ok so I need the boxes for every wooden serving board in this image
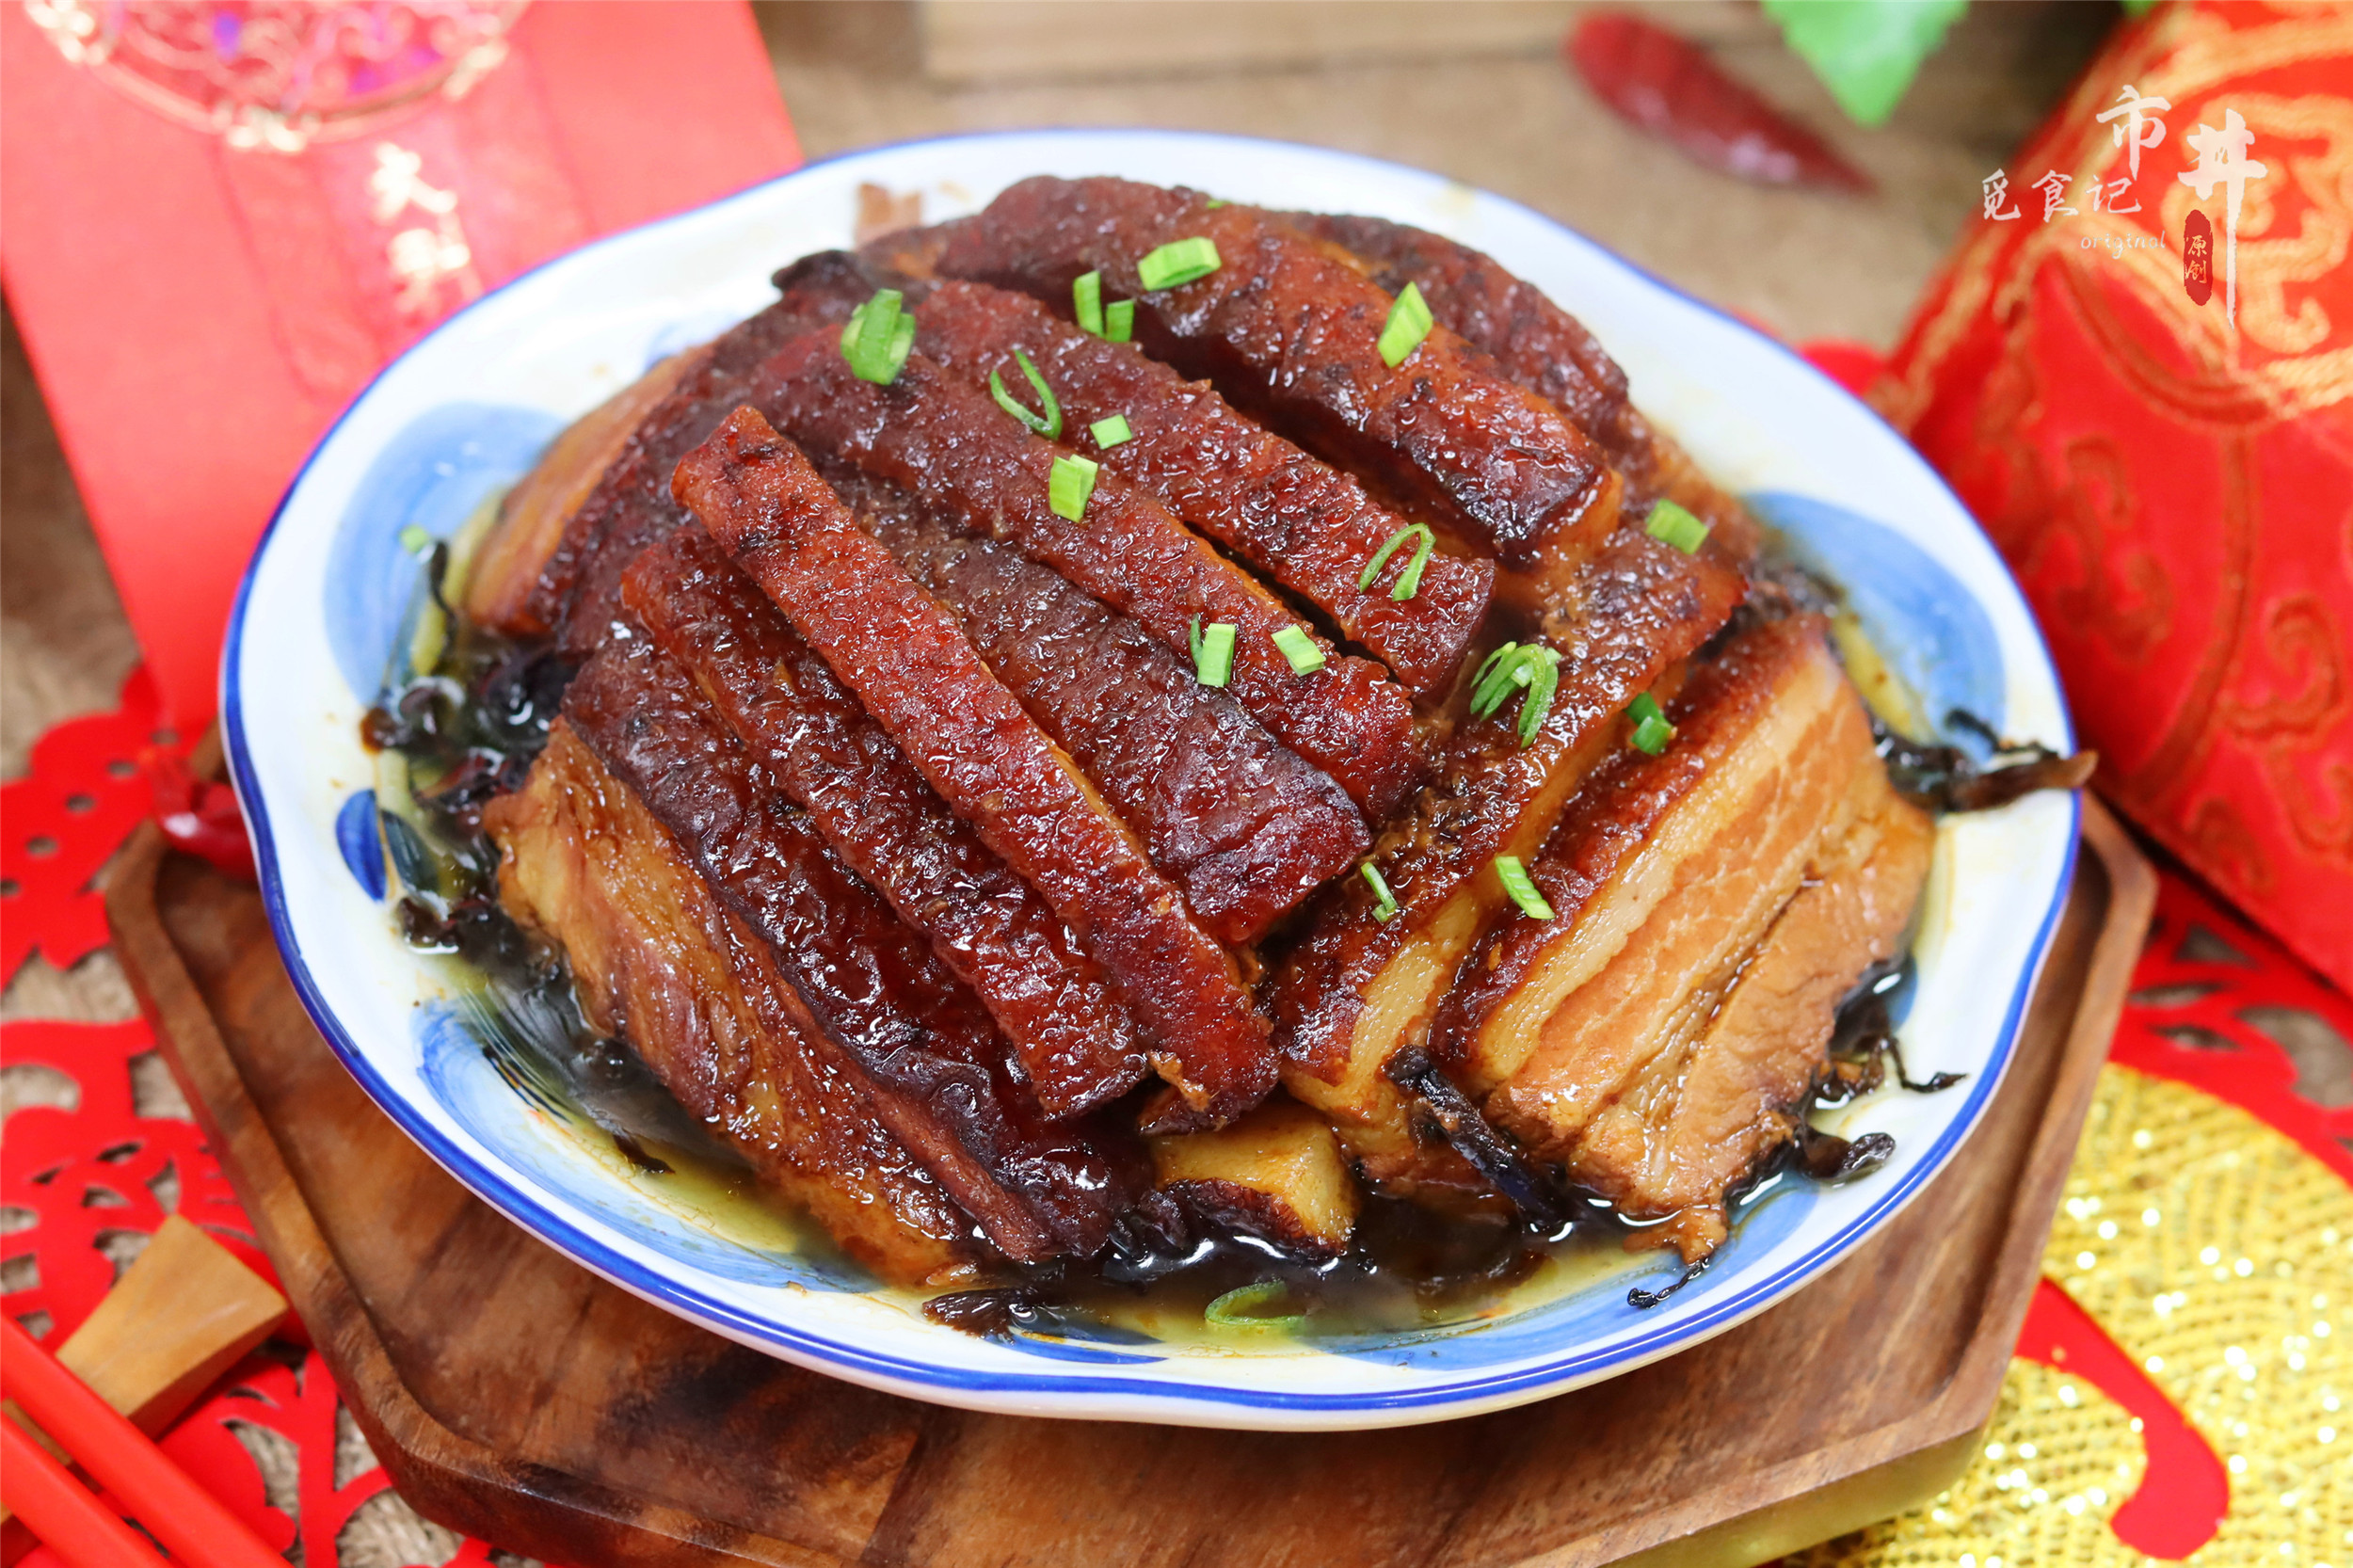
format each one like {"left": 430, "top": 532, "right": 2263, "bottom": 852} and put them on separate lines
{"left": 108, "top": 757, "right": 2152, "bottom": 1568}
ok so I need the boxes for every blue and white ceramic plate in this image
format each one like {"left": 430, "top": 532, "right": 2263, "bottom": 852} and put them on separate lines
{"left": 224, "top": 130, "right": 2077, "bottom": 1431}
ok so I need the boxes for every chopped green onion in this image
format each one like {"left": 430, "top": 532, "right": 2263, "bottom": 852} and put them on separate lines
{"left": 1495, "top": 856, "right": 1555, "bottom": 921}
{"left": 1356, "top": 523, "right": 1435, "bottom": 602}
{"left": 398, "top": 524, "right": 434, "bottom": 558}
{"left": 1643, "top": 499, "right": 1711, "bottom": 554}
{"left": 1048, "top": 454, "right": 1098, "bottom": 521}
{"left": 1360, "top": 860, "right": 1399, "bottom": 922}
{"left": 1204, "top": 1279, "right": 1307, "bottom": 1333}
{"left": 1090, "top": 413, "right": 1133, "bottom": 448}
{"left": 1190, "top": 616, "right": 1236, "bottom": 687}
{"left": 1272, "top": 625, "right": 1326, "bottom": 675}
{"left": 1073, "top": 269, "right": 1105, "bottom": 336}
{"left": 988, "top": 348, "right": 1062, "bottom": 439}
{"left": 1627, "top": 692, "right": 1676, "bottom": 755}
{"left": 1377, "top": 281, "right": 1434, "bottom": 368}
{"left": 1104, "top": 298, "right": 1136, "bottom": 343}
{"left": 1137, "top": 236, "right": 1222, "bottom": 290}
{"left": 1204, "top": 198, "right": 1230, "bottom": 209}
{"left": 840, "top": 288, "right": 916, "bottom": 384}
{"left": 1468, "top": 642, "right": 1563, "bottom": 745}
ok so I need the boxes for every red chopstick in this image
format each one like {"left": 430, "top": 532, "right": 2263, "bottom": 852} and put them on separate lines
{"left": 0, "top": 1416, "right": 171, "bottom": 1568}
{"left": 0, "top": 1318, "right": 282, "bottom": 1568}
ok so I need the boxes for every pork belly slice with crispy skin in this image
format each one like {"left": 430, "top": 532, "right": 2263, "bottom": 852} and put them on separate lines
{"left": 466, "top": 348, "right": 701, "bottom": 632}
{"left": 1263, "top": 531, "right": 1745, "bottom": 1193}
{"left": 1567, "top": 766, "right": 1933, "bottom": 1261}
{"left": 746, "top": 329, "right": 1424, "bottom": 820}
{"left": 1148, "top": 1097, "right": 1361, "bottom": 1256}
{"left": 842, "top": 476, "right": 1369, "bottom": 946}
{"left": 675, "top": 407, "right": 1278, "bottom": 1123}
{"left": 931, "top": 176, "right": 1623, "bottom": 602}
{"left": 511, "top": 292, "right": 849, "bottom": 656}
{"left": 622, "top": 526, "right": 1151, "bottom": 1117}
{"left": 485, "top": 722, "right": 978, "bottom": 1285}
{"left": 562, "top": 632, "right": 1144, "bottom": 1262}
{"left": 1468, "top": 616, "right": 1932, "bottom": 1258}
{"left": 1289, "top": 212, "right": 1758, "bottom": 557}
{"left": 772, "top": 253, "right": 1493, "bottom": 696}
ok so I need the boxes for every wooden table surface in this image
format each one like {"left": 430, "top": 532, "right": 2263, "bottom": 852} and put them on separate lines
{"left": 0, "top": 5, "right": 2109, "bottom": 1561}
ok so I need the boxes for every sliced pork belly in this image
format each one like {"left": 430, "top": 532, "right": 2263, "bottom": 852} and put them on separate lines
{"left": 775, "top": 253, "right": 1492, "bottom": 696}
{"left": 466, "top": 348, "right": 699, "bottom": 632}
{"left": 675, "top": 407, "right": 1278, "bottom": 1123}
{"left": 844, "top": 477, "right": 1369, "bottom": 946}
{"left": 1148, "top": 1097, "right": 1360, "bottom": 1256}
{"left": 485, "top": 722, "right": 977, "bottom": 1284}
{"left": 744, "top": 328, "right": 1425, "bottom": 820}
{"left": 562, "top": 632, "right": 1144, "bottom": 1261}
{"left": 1567, "top": 765, "right": 1932, "bottom": 1260}
{"left": 622, "top": 526, "right": 1151, "bottom": 1117}
{"left": 1264, "top": 530, "right": 1745, "bottom": 1190}
{"left": 1290, "top": 211, "right": 1757, "bottom": 556}
{"left": 1466, "top": 616, "right": 1932, "bottom": 1256}
{"left": 931, "top": 177, "right": 1623, "bottom": 603}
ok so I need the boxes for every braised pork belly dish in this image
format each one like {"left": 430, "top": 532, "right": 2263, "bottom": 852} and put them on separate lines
{"left": 375, "top": 177, "right": 2089, "bottom": 1329}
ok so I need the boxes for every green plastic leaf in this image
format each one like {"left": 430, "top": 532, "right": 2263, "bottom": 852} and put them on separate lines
{"left": 1761, "top": 0, "right": 1967, "bottom": 127}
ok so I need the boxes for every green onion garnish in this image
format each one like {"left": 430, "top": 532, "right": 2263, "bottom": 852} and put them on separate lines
{"left": 1048, "top": 454, "right": 1098, "bottom": 521}
{"left": 1204, "top": 1279, "right": 1307, "bottom": 1333}
{"left": 1204, "top": 198, "right": 1230, "bottom": 209}
{"left": 988, "top": 348, "right": 1062, "bottom": 439}
{"left": 1190, "top": 616, "right": 1236, "bottom": 687}
{"left": 1495, "top": 856, "right": 1555, "bottom": 920}
{"left": 1104, "top": 299, "right": 1136, "bottom": 343}
{"left": 839, "top": 288, "right": 916, "bottom": 385}
{"left": 1360, "top": 860, "right": 1399, "bottom": 922}
{"left": 1643, "top": 499, "right": 1710, "bottom": 554}
{"left": 1377, "top": 281, "right": 1434, "bottom": 368}
{"left": 1137, "top": 236, "right": 1222, "bottom": 290}
{"left": 398, "top": 524, "right": 434, "bottom": 558}
{"left": 1091, "top": 413, "right": 1133, "bottom": 448}
{"left": 1073, "top": 269, "right": 1105, "bottom": 336}
{"left": 1627, "top": 692, "right": 1676, "bottom": 755}
{"left": 1272, "top": 625, "right": 1326, "bottom": 675}
{"left": 1356, "top": 523, "right": 1435, "bottom": 602}
{"left": 1468, "top": 642, "right": 1563, "bottom": 745}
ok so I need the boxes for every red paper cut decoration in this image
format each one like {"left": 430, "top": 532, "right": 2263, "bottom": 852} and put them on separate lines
{"left": 0, "top": 667, "right": 187, "bottom": 984}
{"left": 2014, "top": 1276, "right": 2230, "bottom": 1559}
{"left": 2112, "top": 872, "right": 2353, "bottom": 1184}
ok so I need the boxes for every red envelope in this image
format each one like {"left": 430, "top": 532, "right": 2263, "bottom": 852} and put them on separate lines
{"left": 1, "top": 0, "right": 800, "bottom": 728}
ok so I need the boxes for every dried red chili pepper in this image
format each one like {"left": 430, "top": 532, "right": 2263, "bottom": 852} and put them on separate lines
{"left": 1566, "top": 13, "right": 1874, "bottom": 194}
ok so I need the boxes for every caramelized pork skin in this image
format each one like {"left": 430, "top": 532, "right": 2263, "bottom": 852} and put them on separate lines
{"left": 486, "top": 723, "right": 976, "bottom": 1284}
{"left": 515, "top": 295, "right": 845, "bottom": 656}
{"left": 774, "top": 253, "right": 1493, "bottom": 696}
{"left": 467, "top": 348, "right": 700, "bottom": 632}
{"left": 622, "top": 526, "right": 1150, "bottom": 1117}
{"left": 930, "top": 177, "right": 1623, "bottom": 597}
{"left": 563, "top": 632, "right": 1143, "bottom": 1261}
{"left": 1292, "top": 211, "right": 1756, "bottom": 554}
{"left": 847, "top": 479, "right": 1369, "bottom": 946}
{"left": 675, "top": 407, "right": 1278, "bottom": 1123}
{"left": 1475, "top": 616, "right": 1931, "bottom": 1257}
{"left": 1262, "top": 530, "right": 1745, "bottom": 1192}
{"left": 744, "top": 328, "right": 1424, "bottom": 820}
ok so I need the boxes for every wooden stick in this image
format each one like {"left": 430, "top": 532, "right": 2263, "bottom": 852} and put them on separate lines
{"left": 0, "top": 1319, "right": 283, "bottom": 1568}
{"left": 0, "top": 1417, "right": 171, "bottom": 1568}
